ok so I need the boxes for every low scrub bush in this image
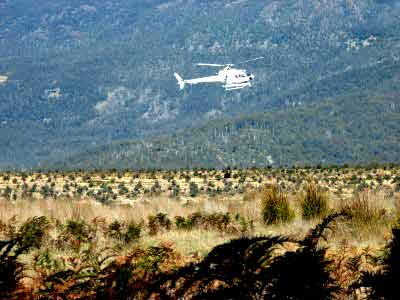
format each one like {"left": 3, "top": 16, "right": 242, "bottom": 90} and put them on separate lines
{"left": 174, "top": 212, "right": 232, "bottom": 231}
{"left": 235, "top": 213, "right": 255, "bottom": 236}
{"left": 205, "top": 212, "right": 231, "bottom": 230}
{"left": 299, "top": 182, "right": 329, "bottom": 219}
{"left": 261, "top": 185, "right": 294, "bottom": 225}
{"left": 108, "top": 220, "right": 142, "bottom": 244}
{"left": 107, "top": 220, "right": 123, "bottom": 239}
{"left": 148, "top": 213, "right": 171, "bottom": 235}
{"left": 340, "top": 191, "right": 387, "bottom": 228}
{"left": 174, "top": 216, "right": 188, "bottom": 230}
{"left": 61, "top": 219, "right": 95, "bottom": 250}
{"left": 124, "top": 221, "right": 142, "bottom": 243}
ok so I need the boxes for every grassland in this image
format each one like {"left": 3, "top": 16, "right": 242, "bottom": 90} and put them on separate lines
{"left": 1, "top": 166, "right": 400, "bottom": 299}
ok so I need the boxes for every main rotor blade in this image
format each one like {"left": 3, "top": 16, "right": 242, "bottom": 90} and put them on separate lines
{"left": 196, "top": 63, "right": 227, "bottom": 67}
{"left": 235, "top": 57, "right": 265, "bottom": 65}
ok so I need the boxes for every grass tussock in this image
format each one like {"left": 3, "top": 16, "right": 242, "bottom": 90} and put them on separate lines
{"left": 299, "top": 181, "right": 329, "bottom": 220}
{"left": 261, "top": 185, "right": 295, "bottom": 225}
{"left": 340, "top": 190, "right": 389, "bottom": 228}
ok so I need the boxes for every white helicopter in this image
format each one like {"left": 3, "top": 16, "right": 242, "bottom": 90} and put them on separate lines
{"left": 174, "top": 57, "right": 264, "bottom": 91}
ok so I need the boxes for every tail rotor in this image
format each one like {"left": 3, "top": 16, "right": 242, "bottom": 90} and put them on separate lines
{"left": 174, "top": 73, "right": 185, "bottom": 90}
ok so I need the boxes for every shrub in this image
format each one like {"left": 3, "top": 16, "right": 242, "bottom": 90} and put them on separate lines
{"left": 169, "top": 181, "right": 180, "bottom": 198}
{"left": 174, "top": 213, "right": 203, "bottom": 231}
{"left": 261, "top": 186, "right": 294, "bottom": 225}
{"left": 108, "top": 220, "right": 142, "bottom": 243}
{"left": 174, "top": 216, "right": 189, "bottom": 230}
{"left": 340, "top": 191, "right": 387, "bottom": 228}
{"left": 189, "top": 181, "right": 199, "bottom": 197}
{"left": 205, "top": 212, "right": 231, "bottom": 230}
{"left": 150, "top": 180, "right": 162, "bottom": 196}
{"left": 186, "top": 212, "right": 203, "bottom": 229}
{"left": 124, "top": 221, "right": 142, "bottom": 243}
{"left": 108, "top": 220, "right": 123, "bottom": 239}
{"left": 174, "top": 212, "right": 233, "bottom": 231}
{"left": 148, "top": 213, "right": 171, "bottom": 235}
{"left": 3, "top": 186, "right": 13, "bottom": 200}
{"left": 235, "top": 213, "right": 255, "bottom": 236}
{"left": 299, "top": 182, "right": 329, "bottom": 219}
{"left": 62, "top": 219, "right": 94, "bottom": 250}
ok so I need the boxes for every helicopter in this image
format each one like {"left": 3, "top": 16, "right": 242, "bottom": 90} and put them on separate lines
{"left": 174, "top": 57, "right": 264, "bottom": 91}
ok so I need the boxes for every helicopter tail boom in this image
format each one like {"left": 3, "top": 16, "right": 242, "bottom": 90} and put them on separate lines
{"left": 174, "top": 73, "right": 185, "bottom": 90}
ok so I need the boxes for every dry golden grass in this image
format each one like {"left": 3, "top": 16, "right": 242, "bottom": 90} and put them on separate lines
{"left": 328, "top": 190, "right": 395, "bottom": 248}
{"left": 1, "top": 192, "right": 395, "bottom": 255}
{"left": 1, "top": 167, "right": 400, "bottom": 300}
{"left": 0, "top": 166, "right": 399, "bottom": 256}
{"left": 141, "top": 229, "right": 237, "bottom": 257}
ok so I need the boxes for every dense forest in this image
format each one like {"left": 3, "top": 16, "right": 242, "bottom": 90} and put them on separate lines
{"left": 50, "top": 86, "right": 400, "bottom": 170}
{"left": 0, "top": 0, "right": 399, "bottom": 169}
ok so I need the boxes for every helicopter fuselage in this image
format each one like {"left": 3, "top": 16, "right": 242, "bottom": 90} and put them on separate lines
{"left": 174, "top": 66, "right": 255, "bottom": 91}
{"left": 221, "top": 67, "right": 254, "bottom": 90}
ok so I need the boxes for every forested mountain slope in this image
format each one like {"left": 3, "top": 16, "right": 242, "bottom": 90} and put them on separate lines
{"left": 50, "top": 83, "right": 400, "bottom": 169}
{"left": 0, "top": 0, "right": 399, "bottom": 168}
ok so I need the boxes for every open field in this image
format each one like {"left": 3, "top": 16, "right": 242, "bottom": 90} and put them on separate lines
{"left": 1, "top": 166, "right": 400, "bottom": 299}
{"left": 1, "top": 166, "right": 399, "bottom": 202}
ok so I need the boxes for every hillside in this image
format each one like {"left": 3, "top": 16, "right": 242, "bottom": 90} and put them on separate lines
{"left": 50, "top": 82, "right": 400, "bottom": 170}
{"left": 1, "top": 0, "right": 400, "bottom": 168}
